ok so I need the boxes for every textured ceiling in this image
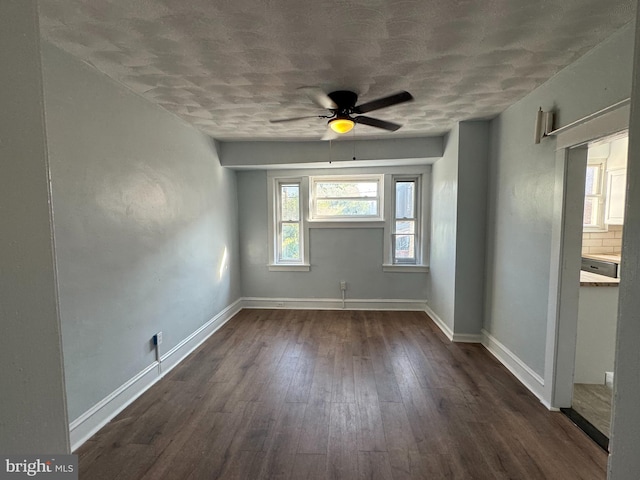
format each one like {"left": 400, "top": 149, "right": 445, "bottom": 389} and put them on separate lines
{"left": 39, "top": 0, "right": 634, "bottom": 141}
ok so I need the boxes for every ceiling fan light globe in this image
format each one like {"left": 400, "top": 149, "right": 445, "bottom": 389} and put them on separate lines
{"left": 329, "top": 118, "right": 355, "bottom": 134}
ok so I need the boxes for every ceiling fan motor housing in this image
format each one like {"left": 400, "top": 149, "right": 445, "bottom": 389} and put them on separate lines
{"left": 328, "top": 90, "right": 358, "bottom": 115}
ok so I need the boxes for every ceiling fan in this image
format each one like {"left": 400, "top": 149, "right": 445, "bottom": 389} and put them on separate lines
{"left": 270, "top": 87, "right": 414, "bottom": 140}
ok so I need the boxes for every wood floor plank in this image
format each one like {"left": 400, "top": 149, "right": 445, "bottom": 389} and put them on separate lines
{"left": 573, "top": 383, "right": 612, "bottom": 437}
{"left": 327, "top": 402, "right": 359, "bottom": 480}
{"left": 255, "top": 402, "right": 307, "bottom": 479}
{"left": 356, "top": 401, "right": 386, "bottom": 453}
{"left": 357, "top": 452, "right": 394, "bottom": 480}
{"left": 307, "top": 353, "right": 335, "bottom": 404}
{"left": 290, "top": 454, "right": 327, "bottom": 480}
{"left": 331, "top": 341, "right": 356, "bottom": 403}
{"left": 366, "top": 332, "right": 403, "bottom": 403}
{"left": 284, "top": 343, "right": 318, "bottom": 403}
{"left": 297, "top": 401, "right": 331, "bottom": 455}
{"left": 76, "top": 309, "right": 607, "bottom": 480}
{"left": 353, "top": 354, "right": 379, "bottom": 405}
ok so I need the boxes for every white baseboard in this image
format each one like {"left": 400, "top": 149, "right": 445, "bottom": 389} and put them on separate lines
{"left": 424, "top": 307, "right": 544, "bottom": 404}
{"left": 452, "top": 333, "right": 484, "bottom": 343}
{"left": 481, "top": 329, "right": 545, "bottom": 403}
{"left": 425, "top": 306, "right": 545, "bottom": 405}
{"left": 158, "top": 299, "right": 242, "bottom": 373}
{"left": 242, "top": 297, "right": 428, "bottom": 311}
{"left": 69, "top": 362, "right": 160, "bottom": 452}
{"left": 423, "top": 304, "right": 482, "bottom": 343}
{"left": 424, "top": 303, "right": 454, "bottom": 340}
{"left": 69, "top": 299, "right": 242, "bottom": 451}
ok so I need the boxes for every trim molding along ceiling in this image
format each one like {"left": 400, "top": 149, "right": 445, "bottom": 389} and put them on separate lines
{"left": 69, "top": 298, "right": 549, "bottom": 451}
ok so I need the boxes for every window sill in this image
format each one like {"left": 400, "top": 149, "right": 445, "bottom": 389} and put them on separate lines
{"left": 268, "top": 264, "right": 311, "bottom": 272}
{"left": 308, "top": 220, "right": 385, "bottom": 229}
{"left": 382, "top": 264, "right": 430, "bottom": 273}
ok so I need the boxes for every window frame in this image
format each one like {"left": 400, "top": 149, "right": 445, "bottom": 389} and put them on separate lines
{"left": 268, "top": 167, "right": 430, "bottom": 272}
{"left": 309, "top": 174, "right": 384, "bottom": 222}
{"left": 276, "top": 182, "right": 302, "bottom": 263}
{"left": 268, "top": 176, "right": 310, "bottom": 271}
{"left": 391, "top": 175, "right": 420, "bottom": 265}
{"left": 583, "top": 158, "right": 607, "bottom": 232}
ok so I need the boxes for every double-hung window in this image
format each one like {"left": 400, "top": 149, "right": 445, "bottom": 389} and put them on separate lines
{"left": 268, "top": 177, "right": 310, "bottom": 270}
{"left": 278, "top": 182, "right": 301, "bottom": 262}
{"left": 392, "top": 177, "right": 419, "bottom": 264}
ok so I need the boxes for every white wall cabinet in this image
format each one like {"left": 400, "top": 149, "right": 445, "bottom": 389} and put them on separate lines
{"left": 605, "top": 168, "right": 627, "bottom": 225}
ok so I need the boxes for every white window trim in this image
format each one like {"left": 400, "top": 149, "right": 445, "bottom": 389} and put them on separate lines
{"left": 382, "top": 264, "right": 430, "bottom": 273}
{"left": 583, "top": 158, "right": 607, "bottom": 232}
{"left": 382, "top": 173, "right": 429, "bottom": 270}
{"left": 392, "top": 175, "right": 420, "bottom": 264}
{"left": 267, "top": 176, "right": 310, "bottom": 271}
{"left": 268, "top": 166, "right": 430, "bottom": 272}
{"left": 309, "top": 174, "right": 384, "bottom": 222}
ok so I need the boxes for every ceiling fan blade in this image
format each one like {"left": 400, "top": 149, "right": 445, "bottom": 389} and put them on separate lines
{"left": 297, "top": 86, "right": 338, "bottom": 110}
{"left": 321, "top": 127, "right": 340, "bottom": 141}
{"left": 270, "top": 115, "right": 324, "bottom": 123}
{"left": 353, "top": 91, "right": 413, "bottom": 114}
{"left": 354, "top": 115, "right": 402, "bottom": 131}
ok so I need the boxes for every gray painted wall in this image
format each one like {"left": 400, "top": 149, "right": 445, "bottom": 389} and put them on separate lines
{"left": 427, "top": 126, "right": 459, "bottom": 330}
{"left": 427, "top": 121, "right": 490, "bottom": 335}
{"left": 454, "top": 122, "right": 490, "bottom": 335}
{"left": 485, "top": 23, "right": 635, "bottom": 376}
{"left": 238, "top": 170, "right": 428, "bottom": 300}
{"left": 41, "top": 43, "right": 241, "bottom": 422}
{"left": 609, "top": 6, "right": 640, "bottom": 477}
{"left": 0, "top": 0, "right": 69, "bottom": 453}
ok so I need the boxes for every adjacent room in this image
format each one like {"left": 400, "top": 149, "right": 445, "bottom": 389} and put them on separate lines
{"left": 3, "top": 0, "right": 640, "bottom": 478}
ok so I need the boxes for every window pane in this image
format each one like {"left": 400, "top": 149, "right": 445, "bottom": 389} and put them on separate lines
{"left": 395, "top": 181, "right": 415, "bottom": 218}
{"left": 316, "top": 199, "right": 378, "bottom": 216}
{"left": 281, "top": 185, "right": 300, "bottom": 221}
{"left": 583, "top": 197, "right": 600, "bottom": 226}
{"left": 316, "top": 181, "right": 378, "bottom": 198}
{"left": 394, "top": 234, "right": 415, "bottom": 260}
{"left": 281, "top": 222, "right": 300, "bottom": 261}
{"left": 395, "top": 220, "right": 415, "bottom": 234}
{"left": 585, "top": 166, "right": 600, "bottom": 195}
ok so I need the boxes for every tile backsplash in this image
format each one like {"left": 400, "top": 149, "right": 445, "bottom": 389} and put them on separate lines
{"left": 582, "top": 224, "right": 623, "bottom": 255}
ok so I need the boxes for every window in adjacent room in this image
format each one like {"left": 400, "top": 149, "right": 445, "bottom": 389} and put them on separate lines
{"left": 583, "top": 159, "right": 606, "bottom": 230}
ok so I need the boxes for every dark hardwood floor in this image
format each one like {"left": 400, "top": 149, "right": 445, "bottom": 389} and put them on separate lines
{"left": 76, "top": 309, "right": 607, "bottom": 479}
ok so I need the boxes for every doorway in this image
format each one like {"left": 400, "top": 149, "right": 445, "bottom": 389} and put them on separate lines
{"left": 544, "top": 101, "right": 630, "bottom": 436}
{"left": 562, "top": 134, "right": 628, "bottom": 449}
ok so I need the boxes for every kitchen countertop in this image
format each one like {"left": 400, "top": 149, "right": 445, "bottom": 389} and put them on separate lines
{"left": 581, "top": 253, "right": 621, "bottom": 286}
{"left": 580, "top": 270, "right": 620, "bottom": 287}
{"left": 582, "top": 253, "right": 622, "bottom": 263}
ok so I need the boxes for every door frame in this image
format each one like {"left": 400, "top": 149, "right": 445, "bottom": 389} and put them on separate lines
{"left": 544, "top": 101, "right": 630, "bottom": 409}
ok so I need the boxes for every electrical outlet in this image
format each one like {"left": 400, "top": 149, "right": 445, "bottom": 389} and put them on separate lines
{"left": 153, "top": 332, "right": 163, "bottom": 345}
{"left": 340, "top": 281, "right": 347, "bottom": 291}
